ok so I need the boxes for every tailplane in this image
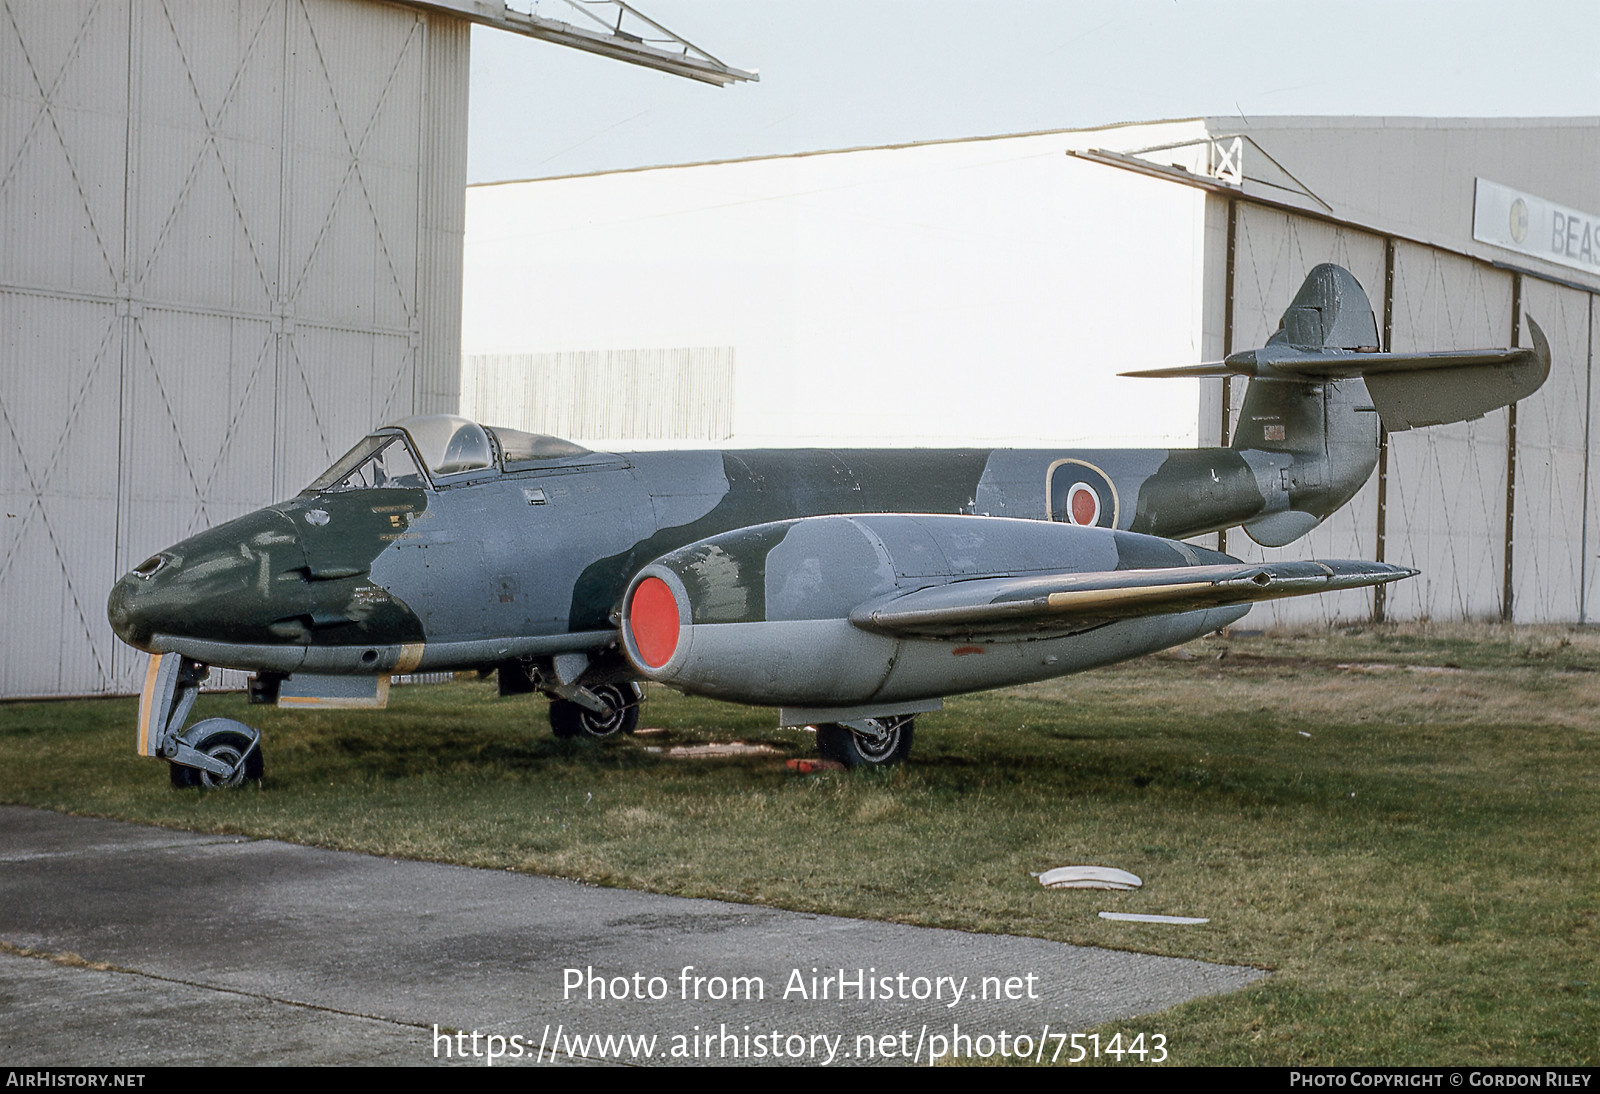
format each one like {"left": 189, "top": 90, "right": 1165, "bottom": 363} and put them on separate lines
{"left": 1126, "top": 262, "right": 1550, "bottom": 431}
{"left": 1123, "top": 263, "right": 1550, "bottom": 546}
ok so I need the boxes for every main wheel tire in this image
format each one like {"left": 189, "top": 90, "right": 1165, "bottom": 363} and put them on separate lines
{"left": 815, "top": 717, "right": 915, "bottom": 767}
{"left": 168, "top": 721, "right": 263, "bottom": 789}
{"left": 548, "top": 683, "right": 642, "bottom": 739}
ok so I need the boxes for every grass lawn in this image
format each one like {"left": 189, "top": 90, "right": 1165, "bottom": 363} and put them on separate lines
{"left": 2, "top": 624, "right": 1596, "bottom": 1065}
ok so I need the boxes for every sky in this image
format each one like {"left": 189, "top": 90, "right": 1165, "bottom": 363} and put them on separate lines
{"left": 467, "top": 0, "right": 1600, "bottom": 185}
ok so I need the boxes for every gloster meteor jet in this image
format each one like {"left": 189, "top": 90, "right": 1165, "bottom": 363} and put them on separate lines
{"left": 108, "top": 265, "right": 1549, "bottom": 785}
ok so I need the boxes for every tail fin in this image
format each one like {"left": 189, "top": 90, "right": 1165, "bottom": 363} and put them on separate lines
{"left": 1122, "top": 263, "right": 1550, "bottom": 547}
{"left": 1270, "top": 262, "right": 1381, "bottom": 352}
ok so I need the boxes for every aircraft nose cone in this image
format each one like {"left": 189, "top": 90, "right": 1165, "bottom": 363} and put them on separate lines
{"left": 107, "top": 562, "right": 164, "bottom": 651}
{"left": 106, "top": 508, "right": 309, "bottom": 653}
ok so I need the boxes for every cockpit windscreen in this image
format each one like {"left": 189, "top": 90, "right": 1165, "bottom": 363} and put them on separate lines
{"left": 305, "top": 416, "right": 592, "bottom": 493}
{"left": 306, "top": 435, "right": 426, "bottom": 493}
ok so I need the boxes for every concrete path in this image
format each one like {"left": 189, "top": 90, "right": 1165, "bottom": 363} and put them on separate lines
{"left": 0, "top": 805, "right": 1264, "bottom": 1066}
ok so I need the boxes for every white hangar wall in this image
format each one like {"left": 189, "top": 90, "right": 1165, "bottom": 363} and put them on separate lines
{"left": 466, "top": 117, "right": 1600, "bottom": 627}
{"left": 463, "top": 124, "right": 1217, "bottom": 450}
{"left": 0, "top": 0, "right": 469, "bottom": 697}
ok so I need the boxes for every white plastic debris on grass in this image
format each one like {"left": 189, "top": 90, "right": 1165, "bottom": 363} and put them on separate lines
{"left": 1099, "top": 912, "right": 1209, "bottom": 925}
{"left": 1337, "top": 663, "right": 1465, "bottom": 675}
{"left": 642, "top": 742, "right": 785, "bottom": 758}
{"left": 1034, "top": 866, "right": 1143, "bottom": 891}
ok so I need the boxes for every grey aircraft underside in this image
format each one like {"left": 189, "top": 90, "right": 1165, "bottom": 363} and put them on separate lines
{"left": 107, "top": 265, "right": 1550, "bottom": 782}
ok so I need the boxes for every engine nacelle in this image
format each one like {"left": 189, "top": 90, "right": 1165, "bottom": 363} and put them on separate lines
{"left": 619, "top": 514, "right": 1247, "bottom": 711}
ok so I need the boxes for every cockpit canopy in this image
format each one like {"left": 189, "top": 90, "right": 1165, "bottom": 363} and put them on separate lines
{"left": 306, "top": 415, "right": 592, "bottom": 493}
{"left": 402, "top": 415, "right": 494, "bottom": 476}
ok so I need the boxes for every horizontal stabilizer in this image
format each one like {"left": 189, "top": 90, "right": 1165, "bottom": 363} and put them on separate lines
{"left": 850, "top": 560, "right": 1416, "bottom": 639}
{"left": 1364, "top": 319, "right": 1549, "bottom": 429}
{"left": 1240, "top": 344, "right": 1540, "bottom": 378}
{"left": 1122, "top": 343, "right": 1533, "bottom": 379}
{"left": 1118, "top": 361, "right": 1239, "bottom": 379}
{"left": 1122, "top": 319, "right": 1550, "bottom": 431}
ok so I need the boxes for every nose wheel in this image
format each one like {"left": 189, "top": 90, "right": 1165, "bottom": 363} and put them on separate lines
{"left": 167, "top": 719, "right": 264, "bottom": 788}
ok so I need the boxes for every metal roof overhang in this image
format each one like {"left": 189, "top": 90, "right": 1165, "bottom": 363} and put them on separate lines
{"left": 1069, "top": 145, "right": 1600, "bottom": 295}
{"left": 399, "top": 0, "right": 757, "bottom": 86}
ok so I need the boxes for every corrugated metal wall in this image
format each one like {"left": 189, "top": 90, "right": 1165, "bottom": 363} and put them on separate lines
{"left": 1383, "top": 247, "right": 1514, "bottom": 622}
{"left": 0, "top": 0, "right": 468, "bottom": 697}
{"left": 1217, "top": 201, "right": 1598, "bottom": 626}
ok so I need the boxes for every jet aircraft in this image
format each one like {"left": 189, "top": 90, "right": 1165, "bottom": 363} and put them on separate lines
{"left": 108, "top": 265, "right": 1550, "bottom": 785}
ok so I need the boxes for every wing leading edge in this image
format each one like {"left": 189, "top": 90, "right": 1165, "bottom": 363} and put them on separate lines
{"left": 849, "top": 560, "right": 1417, "bottom": 639}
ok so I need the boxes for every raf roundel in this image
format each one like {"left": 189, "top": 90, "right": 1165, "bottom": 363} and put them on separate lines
{"left": 629, "top": 576, "right": 681, "bottom": 669}
{"left": 1047, "top": 458, "right": 1118, "bottom": 528}
{"left": 1067, "top": 482, "right": 1100, "bottom": 526}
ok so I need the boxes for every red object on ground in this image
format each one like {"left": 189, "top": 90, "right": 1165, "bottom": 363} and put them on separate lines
{"left": 786, "top": 758, "right": 846, "bottom": 773}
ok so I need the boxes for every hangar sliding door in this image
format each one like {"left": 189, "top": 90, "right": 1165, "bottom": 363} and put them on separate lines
{"left": 1381, "top": 247, "right": 1514, "bottom": 622}
{"left": 1513, "top": 279, "right": 1595, "bottom": 623}
{"left": 1586, "top": 299, "right": 1600, "bottom": 622}
{"left": 0, "top": 0, "right": 467, "bottom": 697}
{"left": 1206, "top": 206, "right": 1590, "bottom": 626}
{"left": 0, "top": 1, "right": 133, "bottom": 696}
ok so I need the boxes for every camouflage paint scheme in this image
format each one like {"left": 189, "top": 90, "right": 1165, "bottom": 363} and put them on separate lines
{"left": 106, "top": 265, "right": 1548, "bottom": 769}
{"left": 105, "top": 434, "right": 1369, "bottom": 674}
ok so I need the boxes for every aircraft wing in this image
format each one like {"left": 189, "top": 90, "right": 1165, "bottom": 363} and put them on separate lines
{"left": 848, "top": 560, "right": 1416, "bottom": 639}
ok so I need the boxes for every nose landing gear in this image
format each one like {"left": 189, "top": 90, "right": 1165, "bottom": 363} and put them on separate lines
{"left": 139, "top": 653, "right": 263, "bottom": 789}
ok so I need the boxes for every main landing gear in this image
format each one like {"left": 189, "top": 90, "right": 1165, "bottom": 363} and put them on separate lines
{"left": 499, "top": 656, "right": 643, "bottom": 740}
{"left": 815, "top": 716, "right": 916, "bottom": 768}
{"left": 500, "top": 656, "right": 919, "bottom": 765}
{"left": 139, "top": 654, "right": 263, "bottom": 789}
{"left": 549, "top": 682, "right": 643, "bottom": 739}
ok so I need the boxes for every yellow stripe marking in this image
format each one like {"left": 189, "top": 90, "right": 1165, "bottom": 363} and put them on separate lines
{"left": 394, "top": 643, "right": 426, "bottom": 674}
{"left": 1046, "top": 581, "right": 1213, "bottom": 611}
{"left": 137, "top": 655, "right": 163, "bottom": 756}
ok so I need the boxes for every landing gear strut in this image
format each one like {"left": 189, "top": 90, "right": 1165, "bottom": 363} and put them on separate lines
{"left": 501, "top": 653, "right": 644, "bottom": 741}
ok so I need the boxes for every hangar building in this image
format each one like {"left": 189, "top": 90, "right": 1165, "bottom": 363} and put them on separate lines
{"left": 463, "top": 117, "right": 1600, "bottom": 629}
{"left": 0, "top": 0, "right": 748, "bottom": 698}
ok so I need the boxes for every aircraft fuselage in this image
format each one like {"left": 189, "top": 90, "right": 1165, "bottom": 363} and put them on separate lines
{"left": 110, "top": 440, "right": 1282, "bottom": 678}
